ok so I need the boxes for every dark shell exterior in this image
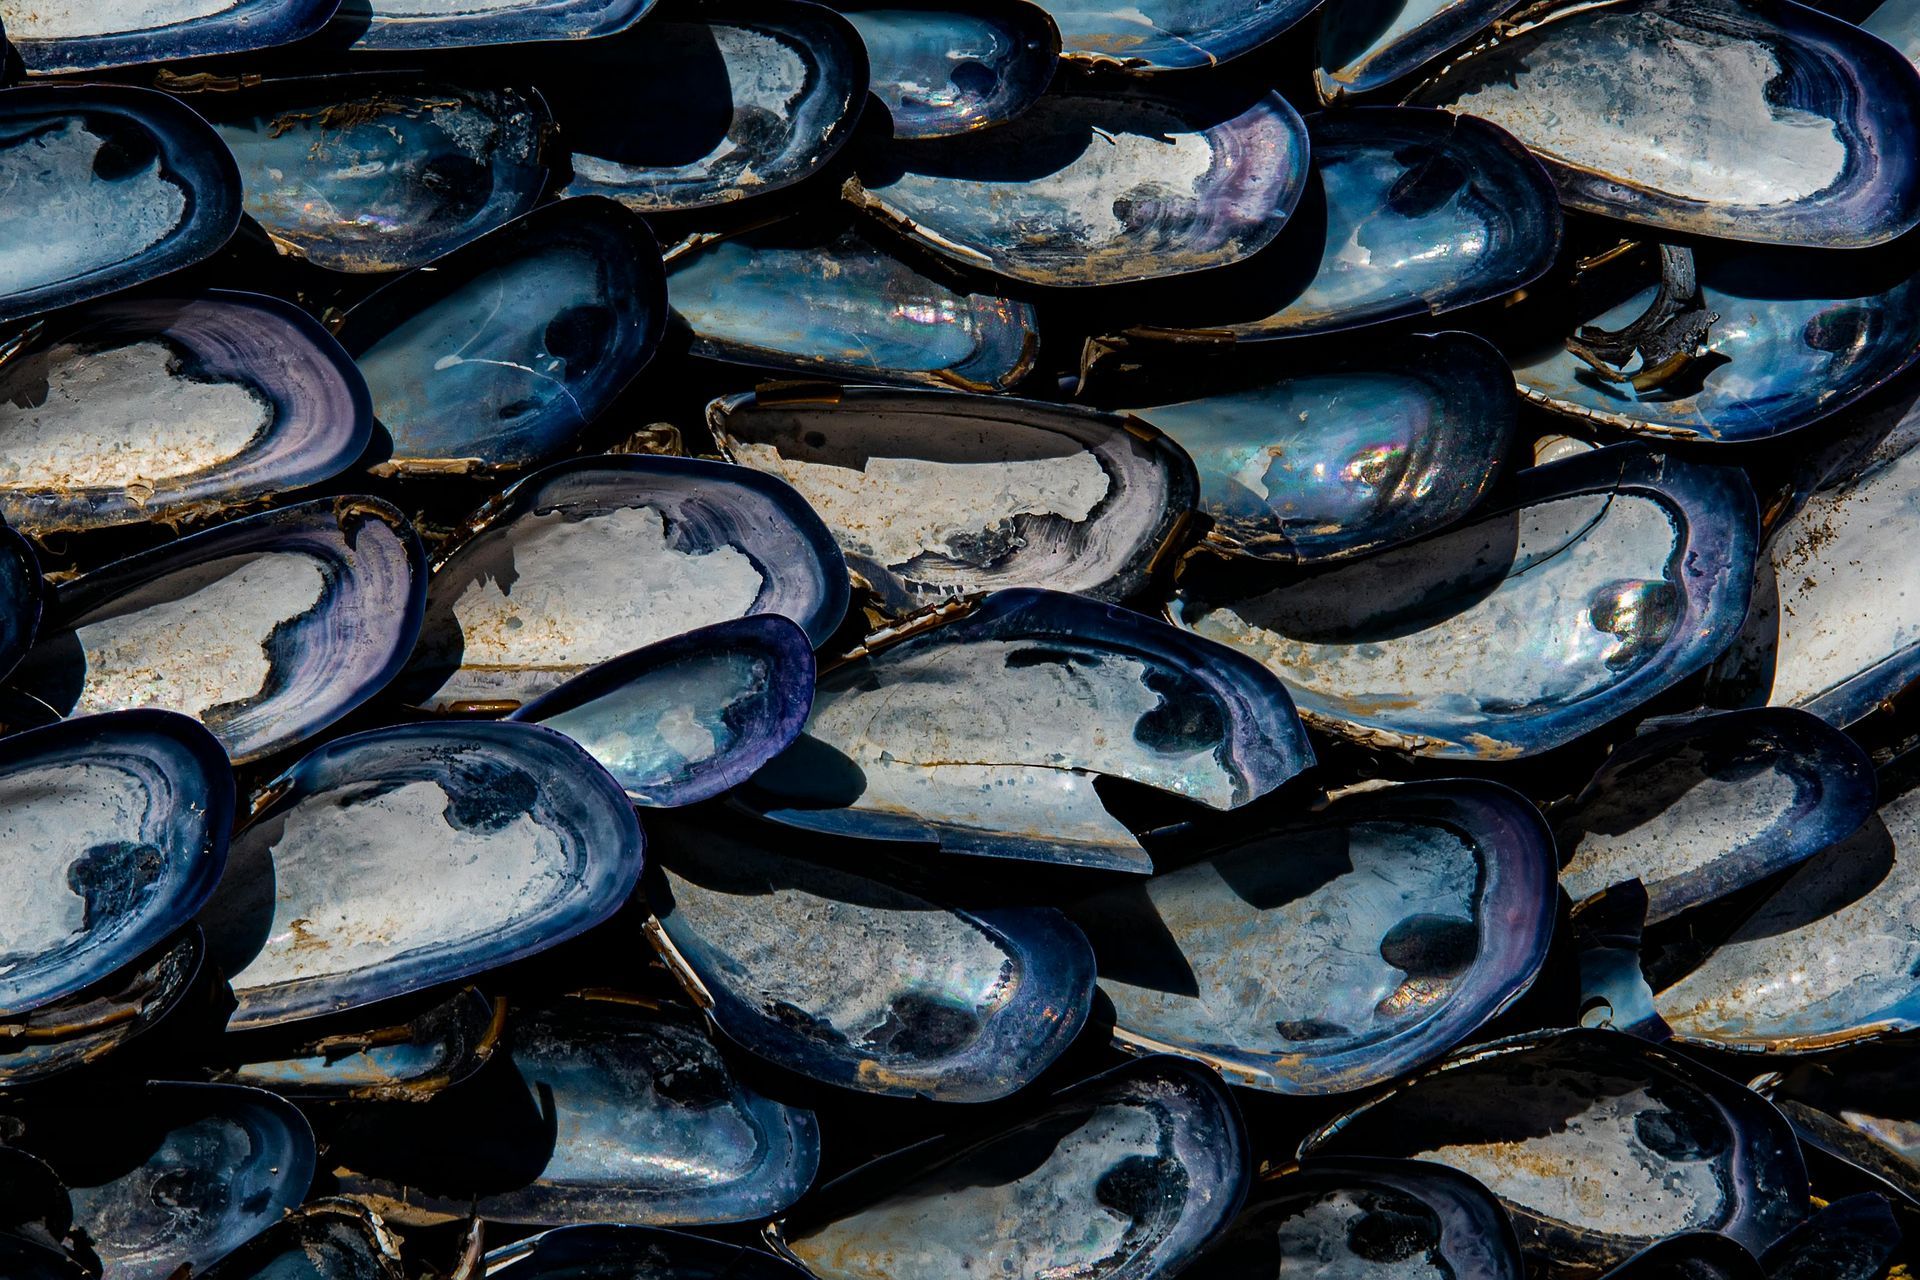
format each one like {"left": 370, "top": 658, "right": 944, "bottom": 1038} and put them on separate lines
{"left": 1600, "top": 1234, "right": 1766, "bottom": 1280}
{"left": 647, "top": 812, "right": 1095, "bottom": 1101}
{"left": 1759, "top": 1194, "right": 1900, "bottom": 1280}
{"left": 9, "top": 497, "right": 426, "bottom": 765}
{"left": 340, "top": 0, "right": 655, "bottom": 49}
{"left": 0, "top": 290, "right": 371, "bottom": 536}
{"left": 197, "top": 1200, "right": 404, "bottom": 1280}
{"left": 217, "top": 988, "right": 502, "bottom": 1099}
{"left": 1037, "top": 0, "right": 1319, "bottom": 70}
{"left": 406, "top": 455, "right": 848, "bottom": 712}
{"left": 0, "top": 928, "right": 202, "bottom": 1088}
{"left": 202, "top": 721, "right": 643, "bottom": 1030}
{"left": 487, "top": 1224, "right": 813, "bottom": 1280}
{"left": 1406, "top": 0, "right": 1920, "bottom": 248}
{"left": 0, "top": 1236, "right": 85, "bottom": 1280}
{"left": 1864, "top": 0, "right": 1920, "bottom": 67}
{"left": 841, "top": 0, "right": 1059, "bottom": 138}
{"left": 709, "top": 385, "right": 1200, "bottom": 613}
{"left": 0, "top": 523, "right": 41, "bottom": 680}
{"left": 1765, "top": 1054, "right": 1920, "bottom": 1207}
{"left": 510, "top": 615, "right": 816, "bottom": 808}
{"left": 337, "top": 197, "right": 665, "bottom": 477}
{"left": 0, "top": 0, "right": 335, "bottom": 73}
{"left": 747, "top": 588, "right": 1315, "bottom": 873}
{"left": 1172, "top": 447, "right": 1759, "bottom": 759}
{"left": 1316, "top": 0, "right": 1523, "bottom": 100}
{"left": 0, "top": 86, "right": 242, "bottom": 325}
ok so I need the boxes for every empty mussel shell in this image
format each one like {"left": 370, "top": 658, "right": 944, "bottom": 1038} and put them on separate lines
{"left": 772, "top": 1055, "right": 1246, "bottom": 1280}
{"left": 1600, "top": 1234, "right": 1766, "bottom": 1280}
{"left": 0, "top": 290, "right": 371, "bottom": 536}
{"left": 709, "top": 385, "right": 1200, "bottom": 613}
{"left": 1037, "top": 0, "right": 1318, "bottom": 71}
{"left": 1759, "top": 1194, "right": 1900, "bottom": 1280}
{"left": 1555, "top": 708, "right": 1876, "bottom": 924}
{"left": 1073, "top": 780, "right": 1554, "bottom": 1093}
{"left": 0, "top": 711, "right": 231, "bottom": 1019}
{"left": 1315, "top": 0, "right": 1522, "bottom": 101}
{"left": 1172, "top": 446, "right": 1758, "bottom": 759}
{"left": 0, "top": 86, "right": 242, "bottom": 325}
{"left": 840, "top": 0, "right": 1059, "bottom": 138}
{"left": 487, "top": 1224, "right": 811, "bottom": 1280}
{"left": 8, "top": 497, "right": 426, "bottom": 765}
{"left": 202, "top": 77, "right": 550, "bottom": 274}
{"left": 0, "top": 928, "right": 203, "bottom": 1088}
{"left": 405, "top": 455, "right": 847, "bottom": 712}
{"left": 1303, "top": 1029, "right": 1809, "bottom": 1275}
{"left": 0, "top": 0, "right": 335, "bottom": 74}
{"left": 339, "top": 0, "right": 654, "bottom": 49}
{"left": 1406, "top": 0, "right": 1920, "bottom": 248}
{"left": 338, "top": 198, "right": 665, "bottom": 477}
{"left": 196, "top": 1200, "right": 403, "bottom": 1280}
{"left": 215, "top": 987, "right": 503, "bottom": 1100}
{"left": 747, "top": 587, "right": 1314, "bottom": 873}
{"left": 849, "top": 86, "right": 1308, "bottom": 287}
{"left": 645, "top": 810, "right": 1095, "bottom": 1101}
{"left": 201, "top": 720, "right": 644, "bottom": 1030}
{"left": 510, "top": 615, "right": 815, "bottom": 808}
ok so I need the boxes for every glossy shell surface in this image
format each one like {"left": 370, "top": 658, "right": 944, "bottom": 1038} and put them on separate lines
{"left": 0, "top": 929, "right": 203, "bottom": 1088}
{"left": 1316, "top": 0, "right": 1523, "bottom": 100}
{"left": 219, "top": 988, "right": 501, "bottom": 1099}
{"left": 0, "top": 0, "right": 335, "bottom": 73}
{"left": 843, "top": 0, "right": 1058, "bottom": 137}
{"left": 1039, "top": 0, "right": 1319, "bottom": 70}
{"left": 342, "top": 0, "right": 655, "bottom": 49}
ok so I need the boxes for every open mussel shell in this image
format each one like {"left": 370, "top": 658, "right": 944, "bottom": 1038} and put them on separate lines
{"left": 201, "top": 721, "right": 643, "bottom": 1031}
{"left": 1173, "top": 447, "right": 1758, "bottom": 759}
{"left": 488, "top": 1224, "right": 812, "bottom": 1280}
{"left": 666, "top": 223, "right": 1039, "bottom": 390}
{"left": 772, "top": 1055, "right": 1246, "bottom": 1280}
{"left": 549, "top": 1, "right": 866, "bottom": 214}
{"left": 328, "top": 995, "right": 820, "bottom": 1226}
{"left": 510, "top": 615, "right": 815, "bottom": 808}
{"left": 1189, "top": 1157, "right": 1526, "bottom": 1280}
{"left": 840, "top": 0, "right": 1059, "bottom": 138}
{"left": 850, "top": 86, "right": 1308, "bottom": 288}
{"left": 0, "top": 928, "right": 202, "bottom": 1088}
{"left": 1406, "top": 0, "right": 1920, "bottom": 248}
{"left": 0, "top": 0, "right": 334, "bottom": 74}
{"left": 0, "top": 712, "right": 231, "bottom": 1020}
{"left": 1556, "top": 708, "right": 1875, "bottom": 924}
{"left": 709, "top": 385, "right": 1199, "bottom": 613}
{"left": 202, "top": 77, "right": 550, "bottom": 274}
{"left": 406, "top": 455, "right": 847, "bottom": 712}
{"left": 1303, "top": 1029, "right": 1810, "bottom": 1276}
{"left": 1074, "top": 780, "right": 1555, "bottom": 1094}
{"left": 1600, "top": 1234, "right": 1766, "bottom": 1280}
{"left": 214, "top": 987, "right": 503, "bottom": 1100}
{"left": 646, "top": 811, "right": 1095, "bottom": 1101}
{"left": 0, "top": 86, "right": 241, "bottom": 326}
{"left": 338, "top": 0, "right": 655, "bottom": 49}
{"left": 1315, "top": 0, "right": 1522, "bottom": 101}
{"left": 197, "top": 1200, "right": 403, "bottom": 1280}
{"left": 1133, "top": 331, "right": 1514, "bottom": 563}
{"left": 1036, "top": 0, "right": 1318, "bottom": 71}
{"left": 746, "top": 588, "right": 1314, "bottom": 873}
{"left": 1760, "top": 1194, "right": 1900, "bottom": 1280}
{"left": 8, "top": 497, "right": 425, "bottom": 765}
{"left": 338, "top": 198, "right": 665, "bottom": 478}
{"left": 0, "top": 291, "right": 371, "bottom": 537}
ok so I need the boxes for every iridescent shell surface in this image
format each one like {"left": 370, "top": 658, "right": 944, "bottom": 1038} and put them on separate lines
{"left": 1316, "top": 0, "right": 1523, "bottom": 100}
{"left": 1037, "top": 0, "right": 1319, "bottom": 70}
{"left": 841, "top": 0, "right": 1058, "bottom": 137}
{"left": 340, "top": 0, "right": 655, "bottom": 49}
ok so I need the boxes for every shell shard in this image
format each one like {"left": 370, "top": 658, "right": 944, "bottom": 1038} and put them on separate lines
{"left": 843, "top": 0, "right": 1058, "bottom": 138}
{"left": 339, "top": 0, "right": 655, "bottom": 49}
{"left": 0, "top": 0, "right": 336, "bottom": 73}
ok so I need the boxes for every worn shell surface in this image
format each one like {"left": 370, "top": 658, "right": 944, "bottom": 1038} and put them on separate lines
{"left": 0, "top": 0, "right": 335, "bottom": 73}
{"left": 201, "top": 721, "right": 644, "bottom": 1031}
{"left": 552, "top": 3, "right": 866, "bottom": 213}
{"left": 647, "top": 813, "right": 1094, "bottom": 1101}
{"left": 204, "top": 78, "right": 549, "bottom": 274}
{"left": 8, "top": 498, "right": 425, "bottom": 765}
{"left": 747, "top": 588, "right": 1315, "bottom": 873}
{"left": 0, "top": 928, "right": 202, "bottom": 1087}
{"left": 0, "top": 712, "right": 231, "bottom": 1020}
{"left": 329, "top": 998, "right": 820, "bottom": 1226}
{"left": 487, "top": 1225, "right": 812, "bottom": 1280}
{"left": 196, "top": 1201, "right": 403, "bottom": 1280}
{"left": 709, "top": 386, "right": 1200, "bottom": 613}
{"left": 1556, "top": 708, "right": 1876, "bottom": 923}
{"left": 851, "top": 88, "right": 1308, "bottom": 287}
{"left": 1405, "top": 0, "right": 1920, "bottom": 248}
{"left": 1303, "top": 1030, "right": 1810, "bottom": 1274}
{"left": 1134, "top": 332, "right": 1514, "bottom": 563}
{"left": 775, "top": 1056, "right": 1247, "bottom": 1280}
{"left": 1172, "top": 447, "right": 1758, "bottom": 759}
{"left": 510, "top": 615, "right": 815, "bottom": 808}
{"left": 337, "top": 198, "right": 665, "bottom": 477}
{"left": 1072, "top": 781, "right": 1555, "bottom": 1094}
{"left": 218, "top": 988, "right": 501, "bottom": 1098}
{"left": 667, "top": 224, "right": 1038, "bottom": 389}
{"left": 0, "top": 291, "right": 371, "bottom": 536}
{"left": 0, "top": 86, "right": 242, "bottom": 325}
{"left": 406, "top": 455, "right": 848, "bottom": 712}
{"left": 1316, "top": 0, "right": 1523, "bottom": 100}
{"left": 841, "top": 0, "right": 1058, "bottom": 138}
{"left": 340, "top": 0, "right": 655, "bottom": 49}
{"left": 1037, "top": 0, "right": 1318, "bottom": 70}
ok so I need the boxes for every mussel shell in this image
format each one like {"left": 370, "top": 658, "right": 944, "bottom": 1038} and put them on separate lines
{"left": 216, "top": 987, "right": 502, "bottom": 1099}
{"left": 1302, "top": 1030, "right": 1809, "bottom": 1273}
{"left": 1864, "top": 0, "right": 1920, "bottom": 67}
{"left": 406, "top": 455, "right": 848, "bottom": 712}
{"left": 647, "top": 811, "right": 1095, "bottom": 1101}
{"left": 486, "top": 1224, "right": 812, "bottom": 1280}
{"left": 0, "top": 525, "right": 44, "bottom": 691}
{"left": 1073, "top": 780, "right": 1555, "bottom": 1094}
{"left": 774, "top": 1055, "right": 1247, "bottom": 1280}
{"left": 1764, "top": 1054, "right": 1920, "bottom": 1207}
{"left": 204, "top": 77, "right": 550, "bottom": 274}
{"left": 1405, "top": 0, "right": 1920, "bottom": 248}
{"left": 0, "top": 1237, "right": 86, "bottom": 1280}
{"left": 1315, "top": 0, "right": 1523, "bottom": 100}
{"left": 0, "top": 0, "right": 335, "bottom": 74}
{"left": 337, "top": 197, "right": 665, "bottom": 476}
{"left": 196, "top": 1200, "right": 403, "bottom": 1280}
{"left": 850, "top": 87, "right": 1308, "bottom": 287}
{"left": 746, "top": 587, "right": 1314, "bottom": 873}
{"left": 1600, "top": 1234, "right": 1766, "bottom": 1280}
{"left": 666, "top": 223, "right": 1039, "bottom": 390}
{"left": 1037, "top": 0, "right": 1319, "bottom": 70}
{"left": 0, "top": 290, "right": 371, "bottom": 535}
{"left": 1556, "top": 708, "right": 1876, "bottom": 923}
{"left": 1759, "top": 1194, "right": 1900, "bottom": 1280}
{"left": 202, "top": 721, "right": 644, "bottom": 1030}
{"left": 841, "top": 0, "right": 1059, "bottom": 138}
{"left": 708, "top": 385, "right": 1200, "bottom": 613}
{"left": 8, "top": 497, "right": 426, "bottom": 765}
{"left": 0, "top": 86, "right": 242, "bottom": 325}
{"left": 510, "top": 615, "right": 815, "bottom": 808}
{"left": 340, "top": 0, "right": 654, "bottom": 49}
{"left": 551, "top": 1, "right": 867, "bottom": 213}
{"left": 0, "top": 928, "right": 203, "bottom": 1088}
{"left": 1171, "top": 447, "right": 1758, "bottom": 759}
